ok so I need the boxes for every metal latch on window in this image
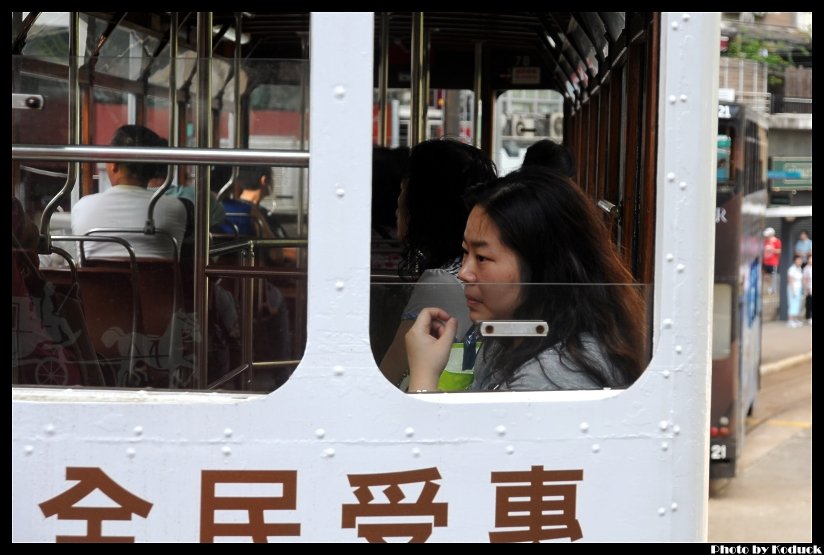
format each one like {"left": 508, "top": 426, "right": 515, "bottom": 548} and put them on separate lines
{"left": 480, "top": 321, "right": 549, "bottom": 337}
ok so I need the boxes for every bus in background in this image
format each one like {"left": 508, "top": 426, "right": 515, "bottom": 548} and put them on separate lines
{"left": 710, "top": 100, "right": 768, "bottom": 478}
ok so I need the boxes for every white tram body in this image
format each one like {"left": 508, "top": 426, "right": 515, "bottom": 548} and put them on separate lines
{"left": 12, "top": 13, "right": 719, "bottom": 542}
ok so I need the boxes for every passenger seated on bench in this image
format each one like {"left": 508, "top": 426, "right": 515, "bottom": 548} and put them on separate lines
{"left": 147, "top": 143, "right": 226, "bottom": 237}
{"left": 71, "top": 124, "right": 187, "bottom": 260}
{"left": 218, "top": 165, "right": 295, "bottom": 265}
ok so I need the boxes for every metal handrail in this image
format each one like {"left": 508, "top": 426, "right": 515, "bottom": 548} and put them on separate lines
{"left": 209, "top": 237, "right": 307, "bottom": 257}
{"left": 12, "top": 145, "right": 309, "bottom": 167}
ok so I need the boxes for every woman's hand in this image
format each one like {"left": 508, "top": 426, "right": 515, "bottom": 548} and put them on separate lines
{"left": 405, "top": 308, "right": 457, "bottom": 392}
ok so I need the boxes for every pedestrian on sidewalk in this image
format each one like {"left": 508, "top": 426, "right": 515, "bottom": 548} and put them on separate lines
{"left": 763, "top": 227, "right": 781, "bottom": 294}
{"left": 787, "top": 255, "right": 804, "bottom": 327}
{"left": 794, "top": 229, "right": 812, "bottom": 268}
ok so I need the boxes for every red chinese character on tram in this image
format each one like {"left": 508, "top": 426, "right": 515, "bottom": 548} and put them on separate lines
{"left": 200, "top": 470, "right": 300, "bottom": 542}
{"left": 489, "top": 466, "right": 583, "bottom": 543}
{"left": 342, "top": 467, "right": 448, "bottom": 543}
{"left": 39, "top": 467, "right": 153, "bottom": 543}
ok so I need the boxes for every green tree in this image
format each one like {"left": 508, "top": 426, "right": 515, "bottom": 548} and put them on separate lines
{"left": 725, "top": 34, "right": 792, "bottom": 86}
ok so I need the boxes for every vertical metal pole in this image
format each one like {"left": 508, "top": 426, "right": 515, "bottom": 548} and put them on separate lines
{"left": 194, "top": 12, "right": 213, "bottom": 389}
{"left": 12, "top": 13, "right": 22, "bottom": 201}
{"left": 409, "top": 12, "right": 424, "bottom": 146}
{"left": 240, "top": 247, "right": 254, "bottom": 387}
{"left": 40, "top": 13, "right": 81, "bottom": 253}
{"left": 68, "top": 13, "right": 81, "bottom": 219}
{"left": 233, "top": 13, "right": 254, "bottom": 388}
{"left": 298, "top": 33, "right": 309, "bottom": 238}
{"left": 472, "top": 41, "right": 483, "bottom": 148}
{"left": 161, "top": 13, "right": 182, "bottom": 387}
{"left": 423, "top": 29, "right": 431, "bottom": 139}
{"left": 377, "top": 12, "right": 390, "bottom": 147}
{"left": 232, "top": 13, "right": 242, "bottom": 154}
{"left": 169, "top": 13, "right": 179, "bottom": 149}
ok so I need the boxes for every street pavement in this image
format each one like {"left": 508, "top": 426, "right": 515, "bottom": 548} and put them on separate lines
{"left": 707, "top": 319, "right": 813, "bottom": 543}
{"left": 759, "top": 319, "right": 813, "bottom": 372}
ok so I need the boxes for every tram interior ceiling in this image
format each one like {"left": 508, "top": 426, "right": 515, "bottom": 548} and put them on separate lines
{"left": 14, "top": 12, "right": 642, "bottom": 101}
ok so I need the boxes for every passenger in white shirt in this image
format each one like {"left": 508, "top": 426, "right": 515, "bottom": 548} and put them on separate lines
{"left": 71, "top": 125, "right": 187, "bottom": 260}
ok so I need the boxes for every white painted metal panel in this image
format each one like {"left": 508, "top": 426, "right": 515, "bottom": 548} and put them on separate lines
{"left": 12, "top": 12, "right": 719, "bottom": 542}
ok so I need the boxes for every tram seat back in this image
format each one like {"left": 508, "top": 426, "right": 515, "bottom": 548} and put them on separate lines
{"left": 74, "top": 264, "right": 142, "bottom": 386}
{"left": 84, "top": 257, "right": 193, "bottom": 387}
{"left": 12, "top": 249, "right": 105, "bottom": 387}
{"left": 36, "top": 266, "right": 106, "bottom": 387}
{"left": 85, "top": 258, "right": 183, "bottom": 335}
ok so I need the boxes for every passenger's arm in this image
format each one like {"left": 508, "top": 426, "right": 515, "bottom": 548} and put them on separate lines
{"left": 405, "top": 308, "right": 457, "bottom": 392}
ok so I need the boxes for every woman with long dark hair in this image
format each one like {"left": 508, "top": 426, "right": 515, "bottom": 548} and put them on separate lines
{"left": 378, "top": 139, "right": 496, "bottom": 387}
{"left": 397, "top": 139, "right": 497, "bottom": 278}
{"left": 406, "top": 166, "right": 646, "bottom": 391}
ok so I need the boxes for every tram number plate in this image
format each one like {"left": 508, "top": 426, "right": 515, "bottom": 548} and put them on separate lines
{"left": 718, "top": 104, "right": 732, "bottom": 119}
{"left": 710, "top": 444, "right": 727, "bottom": 460}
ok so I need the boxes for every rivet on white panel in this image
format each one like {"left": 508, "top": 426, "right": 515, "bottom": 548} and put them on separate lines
{"left": 679, "top": 181, "right": 688, "bottom": 190}
{"left": 222, "top": 446, "right": 231, "bottom": 456}
{"left": 405, "top": 427, "right": 415, "bottom": 438}
{"left": 333, "top": 85, "right": 346, "bottom": 99}
{"left": 662, "top": 370, "right": 671, "bottom": 379}
{"left": 591, "top": 444, "right": 600, "bottom": 453}
{"left": 224, "top": 428, "right": 233, "bottom": 438}
{"left": 682, "top": 13, "right": 691, "bottom": 21}
{"left": 323, "top": 448, "right": 336, "bottom": 458}
{"left": 506, "top": 445, "right": 515, "bottom": 455}
{"left": 659, "top": 421, "right": 669, "bottom": 431}
{"left": 671, "top": 502, "right": 679, "bottom": 511}
{"left": 659, "top": 507, "right": 667, "bottom": 516}
{"left": 673, "top": 425, "right": 681, "bottom": 435}
{"left": 44, "top": 423, "right": 55, "bottom": 435}
{"left": 335, "top": 281, "right": 345, "bottom": 291}
{"left": 133, "top": 426, "right": 144, "bottom": 436}
{"left": 675, "top": 345, "right": 683, "bottom": 354}
{"left": 661, "top": 442, "right": 669, "bottom": 451}
{"left": 667, "top": 172, "right": 676, "bottom": 181}
{"left": 315, "top": 429, "right": 326, "bottom": 439}
{"left": 127, "top": 447, "right": 136, "bottom": 458}
{"left": 335, "top": 187, "right": 345, "bottom": 198}
{"left": 680, "top": 94, "right": 688, "bottom": 102}
{"left": 495, "top": 425, "right": 507, "bottom": 436}
{"left": 671, "top": 21, "right": 680, "bottom": 30}
{"left": 24, "top": 445, "right": 34, "bottom": 455}
{"left": 412, "top": 447, "right": 421, "bottom": 458}
{"left": 668, "top": 95, "right": 677, "bottom": 104}
{"left": 580, "top": 422, "right": 589, "bottom": 433}
{"left": 663, "top": 319, "right": 673, "bottom": 329}
{"left": 666, "top": 253, "right": 674, "bottom": 262}
{"left": 333, "top": 365, "right": 344, "bottom": 376}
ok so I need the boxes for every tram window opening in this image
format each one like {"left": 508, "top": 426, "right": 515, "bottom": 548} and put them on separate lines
{"left": 712, "top": 284, "right": 733, "bottom": 359}
{"left": 375, "top": 88, "right": 476, "bottom": 147}
{"left": 13, "top": 46, "right": 312, "bottom": 393}
{"left": 494, "top": 89, "right": 565, "bottom": 174}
